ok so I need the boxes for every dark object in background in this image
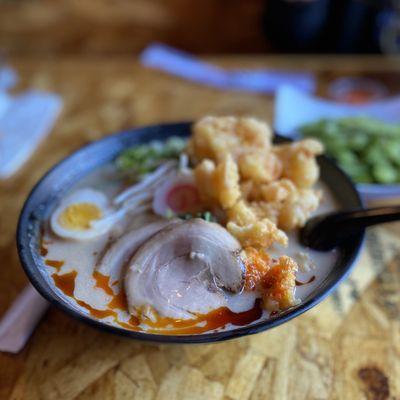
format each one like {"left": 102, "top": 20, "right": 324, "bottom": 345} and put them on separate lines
{"left": 264, "top": 0, "right": 395, "bottom": 53}
{"left": 263, "top": 0, "right": 330, "bottom": 52}
{"left": 379, "top": 1, "right": 400, "bottom": 54}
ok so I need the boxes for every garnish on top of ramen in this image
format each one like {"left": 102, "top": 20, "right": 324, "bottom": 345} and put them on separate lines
{"left": 41, "top": 116, "right": 334, "bottom": 335}
{"left": 300, "top": 116, "right": 400, "bottom": 184}
{"left": 116, "top": 136, "right": 186, "bottom": 176}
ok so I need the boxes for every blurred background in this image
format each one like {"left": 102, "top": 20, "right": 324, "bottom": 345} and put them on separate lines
{"left": 0, "top": 0, "right": 399, "bottom": 56}
{"left": 1, "top": 2, "right": 400, "bottom": 399}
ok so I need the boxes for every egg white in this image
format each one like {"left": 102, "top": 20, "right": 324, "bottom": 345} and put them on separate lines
{"left": 50, "top": 188, "right": 112, "bottom": 240}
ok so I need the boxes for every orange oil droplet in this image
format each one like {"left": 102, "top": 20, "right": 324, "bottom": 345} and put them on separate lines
{"left": 138, "top": 299, "right": 263, "bottom": 335}
{"left": 40, "top": 244, "right": 48, "bottom": 257}
{"left": 93, "top": 271, "right": 114, "bottom": 296}
{"left": 118, "top": 316, "right": 140, "bottom": 330}
{"left": 76, "top": 299, "right": 118, "bottom": 319}
{"left": 53, "top": 269, "right": 262, "bottom": 335}
{"left": 52, "top": 270, "right": 77, "bottom": 297}
{"left": 92, "top": 271, "right": 127, "bottom": 310}
{"left": 108, "top": 291, "right": 128, "bottom": 311}
{"left": 45, "top": 259, "right": 64, "bottom": 271}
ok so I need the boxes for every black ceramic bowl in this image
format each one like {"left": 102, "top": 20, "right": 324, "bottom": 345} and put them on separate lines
{"left": 17, "top": 122, "right": 364, "bottom": 344}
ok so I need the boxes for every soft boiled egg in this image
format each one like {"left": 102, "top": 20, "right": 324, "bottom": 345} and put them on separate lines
{"left": 50, "top": 188, "right": 114, "bottom": 240}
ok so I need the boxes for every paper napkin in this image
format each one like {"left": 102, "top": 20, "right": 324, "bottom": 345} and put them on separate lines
{"left": 140, "top": 43, "right": 316, "bottom": 94}
{"left": 0, "top": 67, "right": 62, "bottom": 179}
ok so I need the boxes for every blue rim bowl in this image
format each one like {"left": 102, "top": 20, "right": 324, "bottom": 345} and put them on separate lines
{"left": 16, "top": 122, "right": 364, "bottom": 344}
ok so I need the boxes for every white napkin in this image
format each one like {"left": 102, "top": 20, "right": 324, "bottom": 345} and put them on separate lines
{"left": 0, "top": 66, "right": 18, "bottom": 92}
{"left": 0, "top": 67, "right": 62, "bottom": 179}
{"left": 0, "top": 285, "right": 49, "bottom": 353}
{"left": 140, "top": 43, "right": 316, "bottom": 94}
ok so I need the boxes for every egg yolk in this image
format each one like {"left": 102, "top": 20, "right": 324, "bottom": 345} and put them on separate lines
{"left": 58, "top": 203, "right": 102, "bottom": 231}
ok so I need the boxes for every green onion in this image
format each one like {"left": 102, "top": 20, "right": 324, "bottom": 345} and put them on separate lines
{"left": 178, "top": 211, "right": 216, "bottom": 222}
{"left": 116, "top": 137, "right": 187, "bottom": 176}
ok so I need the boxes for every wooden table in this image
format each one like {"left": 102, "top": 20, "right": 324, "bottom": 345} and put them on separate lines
{"left": 1, "top": 56, "right": 399, "bottom": 400}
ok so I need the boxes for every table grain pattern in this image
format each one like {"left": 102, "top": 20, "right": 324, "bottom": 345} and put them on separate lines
{"left": 0, "top": 56, "right": 399, "bottom": 400}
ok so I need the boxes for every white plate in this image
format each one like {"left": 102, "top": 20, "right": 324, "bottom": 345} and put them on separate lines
{"left": 274, "top": 85, "right": 400, "bottom": 201}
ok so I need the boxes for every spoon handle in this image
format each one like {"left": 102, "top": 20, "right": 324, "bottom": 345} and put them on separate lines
{"left": 325, "top": 205, "right": 400, "bottom": 231}
{"left": 301, "top": 205, "right": 400, "bottom": 250}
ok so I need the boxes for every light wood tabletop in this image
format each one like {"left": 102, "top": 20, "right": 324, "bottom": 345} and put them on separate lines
{"left": 1, "top": 55, "right": 399, "bottom": 400}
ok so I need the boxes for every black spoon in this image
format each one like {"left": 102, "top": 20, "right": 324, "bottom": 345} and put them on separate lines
{"left": 300, "top": 205, "right": 400, "bottom": 251}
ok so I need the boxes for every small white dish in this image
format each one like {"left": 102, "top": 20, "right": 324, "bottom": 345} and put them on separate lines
{"left": 274, "top": 85, "right": 400, "bottom": 201}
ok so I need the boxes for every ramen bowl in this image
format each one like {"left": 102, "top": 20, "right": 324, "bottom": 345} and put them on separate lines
{"left": 17, "top": 122, "right": 364, "bottom": 343}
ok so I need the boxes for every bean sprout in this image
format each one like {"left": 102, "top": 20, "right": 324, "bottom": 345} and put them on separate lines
{"left": 126, "top": 203, "right": 151, "bottom": 216}
{"left": 90, "top": 161, "right": 178, "bottom": 234}
{"left": 123, "top": 191, "right": 152, "bottom": 209}
{"left": 114, "top": 161, "right": 177, "bottom": 205}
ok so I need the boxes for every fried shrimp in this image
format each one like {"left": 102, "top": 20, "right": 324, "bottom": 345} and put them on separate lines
{"left": 242, "top": 247, "right": 271, "bottom": 291}
{"left": 262, "top": 256, "right": 299, "bottom": 311}
{"left": 194, "top": 155, "right": 240, "bottom": 209}
{"left": 242, "top": 249, "right": 299, "bottom": 311}
{"left": 188, "top": 116, "right": 272, "bottom": 163}
{"left": 226, "top": 200, "right": 257, "bottom": 226}
{"left": 227, "top": 218, "right": 288, "bottom": 248}
{"left": 278, "top": 189, "right": 322, "bottom": 230}
{"left": 189, "top": 116, "right": 323, "bottom": 248}
{"left": 275, "top": 139, "right": 324, "bottom": 189}
{"left": 214, "top": 154, "right": 241, "bottom": 209}
{"left": 194, "top": 159, "right": 217, "bottom": 205}
{"left": 238, "top": 151, "right": 282, "bottom": 184}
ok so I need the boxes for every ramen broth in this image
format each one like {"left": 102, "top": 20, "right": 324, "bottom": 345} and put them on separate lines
{"left": 41, "top": 165, "right": 338, "bottom": 334}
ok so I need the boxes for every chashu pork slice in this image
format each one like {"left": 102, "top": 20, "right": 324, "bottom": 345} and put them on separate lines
{"left": 96, "top": 220, "right": 179, "bottom": 290}
{"left": 124, "top": 218, "right": 245, "bottom": 320}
